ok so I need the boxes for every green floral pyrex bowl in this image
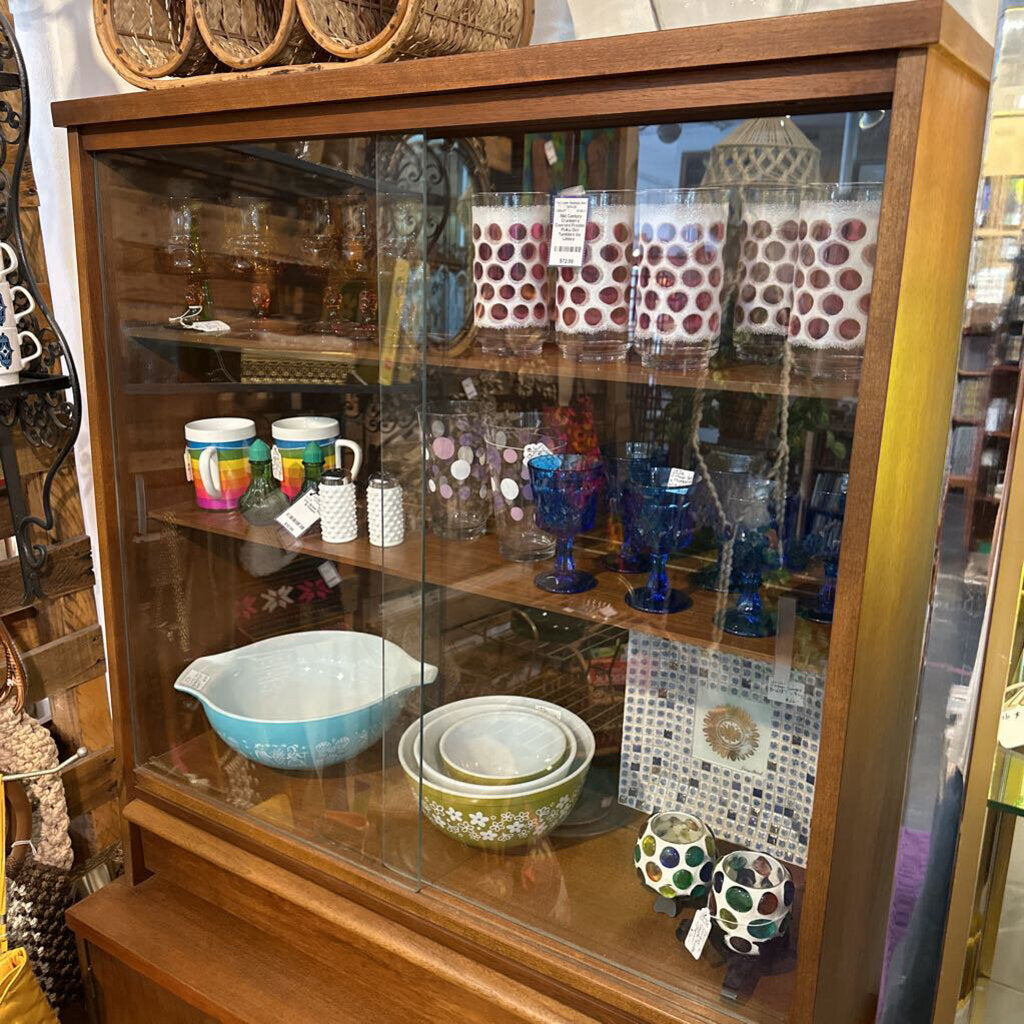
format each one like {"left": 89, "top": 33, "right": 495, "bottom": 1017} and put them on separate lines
{"left": 398, "top": 695, "right": 595, "bottom": 850}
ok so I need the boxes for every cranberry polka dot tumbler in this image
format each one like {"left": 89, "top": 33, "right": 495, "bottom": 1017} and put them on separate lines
{"left": 471, "top": 192, "right": 552, "bottom": 357}
{"left": 789, "top": 183, "right": 882, "bottom": 381}
{"left": 733, "top": 186, "right": 801, "bottom": 364}
{"left": 554, "top": 191, "right": 635, "bottom": 362}
{"left": 634, "top": 188, "right": 730, "bottom": 372}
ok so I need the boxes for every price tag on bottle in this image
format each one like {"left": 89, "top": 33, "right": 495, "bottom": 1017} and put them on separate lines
{"left": 684, "top": 907, "right": 712, "bottom": 960}
{"left": 318, "top": 561, "right": 342, "bottom": 588}
{"left": 276, "top": 491, "right": 320, "bottom": 538}
{"left": 523, "top": 442, "right": 555, "bottom": 465}
{"left": 461, "top": 377, "right": 478, "bottom": 400}
{"left": 549, "top": 196, "right": 591, "bottom": 269}
{"left": 271, "top": 445, "right": 284, "bottom": 482}
{"left": 768, "top": 597, "right": 805, "bottom": 707}
{"left": 183, "top": 449, "right": 193, "bottom": 482}
{"left": 667, "top": 467, "right": 695, "bottom": 487}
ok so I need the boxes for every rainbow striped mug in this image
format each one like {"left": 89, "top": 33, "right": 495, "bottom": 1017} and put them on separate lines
{"left": 184, "top": 417, "right": 256, "bottom": 511}
{"left": 271, "top": 416, "right": 362, "bottom": 499}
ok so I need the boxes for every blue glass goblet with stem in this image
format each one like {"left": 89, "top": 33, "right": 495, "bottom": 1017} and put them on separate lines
{"left": 799, "top": 529, "right": 841, "bottom": 623}
{"left": 717, "top": 514, "right": 780, "bottom": 637}
{"left": 527, "top": 454, "right": 605, "bottom": 594}
{"left": 601, "top": 442, "right": 669, "bottom": 573}
{"left": 622, "top": 467, "right": 697, "bottom": 614}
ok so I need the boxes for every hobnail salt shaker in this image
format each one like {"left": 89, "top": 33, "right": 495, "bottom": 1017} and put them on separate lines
{"left": 367, "top": 473, "right": 404, "bottom": 548}
{"left": 319, "top": 468, "right": 359, "bottom": 544}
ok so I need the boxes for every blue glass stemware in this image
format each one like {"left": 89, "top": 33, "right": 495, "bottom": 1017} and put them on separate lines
{"left": 528, "top": 454, "right": 605, "bottom": 594}
{"left": 717, "top": 518, "right": 780, "bottom": 637}
{"left": 800, "top": 530, "right": 841, "bottom": 623}
{"left": 622, "top": 467, "right": 697, "bottom": 614}
{"left": 601, "top": 442, "right": 669, "bottom": 573}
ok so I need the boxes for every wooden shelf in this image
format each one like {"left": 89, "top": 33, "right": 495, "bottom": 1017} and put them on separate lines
{"left": 957, "top": 368, "right": 992, "bottom": 377}
{"left": 127, "top": 323, "right": 859, "bottom": 400}
{"left": 154, "top": 502, "right": 830, "bottom": 672}
{"left": 987, "top": 429, "right": 1013, "bottom": 438}
{"left": 948, "top": 475, "right": 974, "bottom": 489}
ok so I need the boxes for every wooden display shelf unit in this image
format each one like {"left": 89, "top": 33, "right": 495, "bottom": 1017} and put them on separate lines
{"left": 58, "top": 3, "right": 992, "bottom": 1023}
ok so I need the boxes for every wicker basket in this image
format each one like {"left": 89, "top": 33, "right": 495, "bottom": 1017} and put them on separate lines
{"left": 195, "top": 0, "right": 322, "bottom": 69}
{"left": 300, "top": 0, "right": 532, "bottom": 65}
{"left": 94, "top": 0, "right": 218, "bottom": 81}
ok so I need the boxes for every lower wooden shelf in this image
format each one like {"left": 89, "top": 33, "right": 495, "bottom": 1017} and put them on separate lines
{"left": 153, "top": 501, "right": 831, "bottom": 672}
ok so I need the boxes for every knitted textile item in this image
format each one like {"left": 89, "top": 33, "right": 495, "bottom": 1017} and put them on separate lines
{"left": 0, "top": 702, "right": 72, "bottom": 871}
{"left": 5, "top": 860, "right": 80, "bottom": 1012}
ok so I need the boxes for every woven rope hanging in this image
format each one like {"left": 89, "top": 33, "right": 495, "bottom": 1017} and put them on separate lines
{"left": 701, "top": 117, "right": 821, "bottom": 187}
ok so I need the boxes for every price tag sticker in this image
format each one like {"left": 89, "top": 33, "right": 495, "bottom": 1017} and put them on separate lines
{"left": 183, "top": 449, "right": 193, "bottom": 482}
{"left": 271, "top": 445, "right": 284, "bottom": 482}
{"left": 667, "top": 467, "right": 695, "bottom": 487}
{"left": 318, "top": 561, "right": 342, "bottom": 588}
{"left": 178, "top": 666, "right": 211, "bottom": 695}
{"left": 276, "top": 491, "right": 321, "bottom": 538}
{"left": 543, "top": 139, "right": 558, "bottom": 166}
{"left": 523, "top": 442, "right": 556, "bottom": 465}
{"left": 461, "top": 377, "right": 478, "bottom": 400}
{"left": 768, "top": 597, "right": 805, "bottom": 707}
{"left": 684, "top": 907, "right": 712, "bottom": 960}
{"left": 189, "top": 319, "right": 231, "bottom": 333}
{"left": 549, "top": 196, "right": 591, "bottom": 268}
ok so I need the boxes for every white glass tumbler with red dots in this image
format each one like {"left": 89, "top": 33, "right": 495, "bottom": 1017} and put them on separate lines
{"left": 788, "top": 182, "right": 882, "bottom": 381}
{"left": 554, "top": 191, "right": 635, "bottom": 363}
{"left": 733, "top": 186, "right": 801, "bottom": 364}
{"left": 634, "top": 188, "right": 730, "bottom": 372}
{"left": 470, "top": 192, "right": 551, "bottom": 357}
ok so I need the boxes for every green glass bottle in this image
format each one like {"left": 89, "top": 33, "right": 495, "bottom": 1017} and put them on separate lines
{"left": 238, "top": 439, "right": 289, "bottom": 526}
{"left": 293, "top": 441, "right": 325, "bottom": 502}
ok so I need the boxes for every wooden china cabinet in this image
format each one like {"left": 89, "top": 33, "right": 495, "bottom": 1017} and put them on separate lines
{"left": 54, "top": 3, "right": 990, "bottom": 1022}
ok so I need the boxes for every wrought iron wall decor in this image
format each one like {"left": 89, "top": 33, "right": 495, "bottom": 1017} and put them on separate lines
{"left": 0, "top": 13, "right": 83, "bottom": 603}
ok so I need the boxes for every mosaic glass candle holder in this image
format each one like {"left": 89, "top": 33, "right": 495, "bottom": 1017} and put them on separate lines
{"left": 733, "top": 186, "right": 801, "bottom": 364}
{"left": 709, "top": 850, "right": 793, "bottom": 956}
{"left": 634, "top": 812, "right": 716, "bottom": 914}
{"left": 601, "top": 442, "right": 669, "bottom": 574}
{"left": 622, "top": 467, "right": 697, "bottom": 615}
{"left": 800, "top": 530, "right": 841, "bottom": 624}
{"left": 527, "top": 454, "right": 605, "bottom": 594}
{"left": 423, "top": 401, "right": 491, "bottom": 541}
{"left": 484, "top": 412, "right": 564, "bottom": 563}
{"left": 554, "top": 191, "right": 635, "bottom": 363}
{"left": 789, "top": 182, "right": 882, "bottom": 381}
{"left": 471, "top": 192, "right": 551, "bottom": 357}
{"left": 634, "top": 188, "right": 730, "bottom": 372}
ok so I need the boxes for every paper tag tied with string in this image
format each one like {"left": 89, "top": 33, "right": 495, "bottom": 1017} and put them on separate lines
{"left": 685, "top": 907, "right": 712, "bottom": 960}
{"left": 189, "top": 319, "right": 231, "bottom": 333}
{"left": 271, "top": 445, "right": 284, "bottom": 482}
{"left": 549, "top": 196, "right": 591, "bottom": 268}
{"left": 277, "top": 491, "right": 321, "bottom": 538}
{"left": 667, "top": 468, "right": 695, "bottom": 487}
{"left": 523, "top": 442, "right": 556, "bottom": 465}
{"left": 318, "top": 561, "right": 342, "bottom": 588}
{"left": 183, "top": 449, "right": 194, "bottom": 482}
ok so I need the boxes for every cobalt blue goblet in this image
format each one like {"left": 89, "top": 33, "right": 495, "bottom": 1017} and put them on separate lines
{"left": 601, "top": 442, "right": 669, "bottom": 574}
{"left": 715, "top": 506, "right": 779, "bottom": 638}
{"left": 800, "top": 530, "right": 841, "bottom": 623}
{"left": 622, "top": 467, "right": 697, "bottom": 614}
{"left": 527, "top": 454, "right": 605, "bottom": 594}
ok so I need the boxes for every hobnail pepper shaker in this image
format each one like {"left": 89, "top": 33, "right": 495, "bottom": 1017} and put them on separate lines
{"left": 320, "top": 468, "right": 359, "bottom": 544}
{"left": 366, "top": 472, "right": 404, "bottom": 548}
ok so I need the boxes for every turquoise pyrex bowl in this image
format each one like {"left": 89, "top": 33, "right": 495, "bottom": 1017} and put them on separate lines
{"left": 174, "top": 630, "right": 437, "bottom": 770}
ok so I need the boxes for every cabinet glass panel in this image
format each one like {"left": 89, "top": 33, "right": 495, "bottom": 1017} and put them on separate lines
{"left": 93, "top": 106, "right": 890, "bottom": 1020}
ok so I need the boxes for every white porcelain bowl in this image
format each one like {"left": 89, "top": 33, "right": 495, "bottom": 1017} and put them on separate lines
{"left": 413, "top": 702, "right": 577, "bottom": 795}
{"left": 399, "top": 696, "right": 595, "bottom": 849}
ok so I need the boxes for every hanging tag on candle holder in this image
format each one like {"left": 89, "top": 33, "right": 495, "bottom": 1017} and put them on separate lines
{"left": 685, "top": 907, "right": 712, "bottom": 960}
{"left": 277, "top": 491, "right": 320, "bottom": 538}
{"left": 768, "top": 596, "right": 804, "bottom": 707}
{"left": 183, "top": 449, "right": 193, "bottom": 482}
{"left": 549, "top": 195, "right": 591, "bottom": 269}
{"left": 667, "top": 468, "right": 695, "bottom": 487}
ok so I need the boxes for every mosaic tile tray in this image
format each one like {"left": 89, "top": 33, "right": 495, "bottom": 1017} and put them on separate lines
{"left": 618, "top": 631, "right": 825, "bottom": 867}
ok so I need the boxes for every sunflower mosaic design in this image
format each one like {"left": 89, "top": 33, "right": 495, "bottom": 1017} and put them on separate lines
{"left": 702, "top": 704, "right": 760, "bottom": 763}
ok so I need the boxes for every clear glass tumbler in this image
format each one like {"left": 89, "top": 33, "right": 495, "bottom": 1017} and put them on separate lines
{"left": 554, "top": 191, "right": 635, "bottom": 362}
{"left": 634, "top": 188, "right": 731, "bottom": 372}
{"left": 423, "top": 401, "right": 491, "bottom": 540}
{"left": 471, "top": 192, "right": 551, "bottom": 357}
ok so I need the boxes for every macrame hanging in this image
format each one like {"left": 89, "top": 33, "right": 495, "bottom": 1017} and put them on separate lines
{"left": 701, "top": 116, "right": 822, "bottom": 187}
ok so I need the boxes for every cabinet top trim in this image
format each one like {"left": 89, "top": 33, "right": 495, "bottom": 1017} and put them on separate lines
{"left": 53, "top": 0, "right": 987, "bottom": 131}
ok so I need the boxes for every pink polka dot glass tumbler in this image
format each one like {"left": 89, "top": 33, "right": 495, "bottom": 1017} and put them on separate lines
{"left": 789, "top": 182, "right": 882, "bottom": 381}
{"left": 554, "top": 191, "right": 635, "bottom": 363}
{"left": 733, "top": 186, "right": 801, "bottom": 364}
{"left": 634, "top": 188, "right": 730, "bottom": 372}
{"left": 423, "top": 402, "right": 491, "bottom": 541}
{"left": 471, "top": 192, "right": 551, "bottom": 357}
{"left": 484, "top": 412, "right": 564, "bottom": 563}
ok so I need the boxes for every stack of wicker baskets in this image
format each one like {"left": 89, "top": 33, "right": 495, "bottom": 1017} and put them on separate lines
{"left": 94, "top": 0, "right": 534, "bottom": 88}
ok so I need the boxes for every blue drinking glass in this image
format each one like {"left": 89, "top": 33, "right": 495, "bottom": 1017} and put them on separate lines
{"left": 717, "top": 520, "right": 779, "bottom": 637}
{"left": 528, "top": 454, "right": 605, "bottom": 594}
{"left": 601, "top": 442, "right": 669, "bottom": 573}
{"left": 800, "top": 530, "right": 841, "bottom": 623}
{"left": 621, "top": 467, "right": 697, "bottom": 614}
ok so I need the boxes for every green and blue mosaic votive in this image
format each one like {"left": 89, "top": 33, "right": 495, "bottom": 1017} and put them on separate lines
{"left": 709, "top": 849, "right": 793, "bottom": 956}
{"left": 634, "top": 812, "right": 715, "bottom": 902}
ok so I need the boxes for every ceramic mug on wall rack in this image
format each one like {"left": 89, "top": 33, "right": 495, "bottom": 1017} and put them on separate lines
{"left": 0, "top": 241, "right": 43, "bottom": 385}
